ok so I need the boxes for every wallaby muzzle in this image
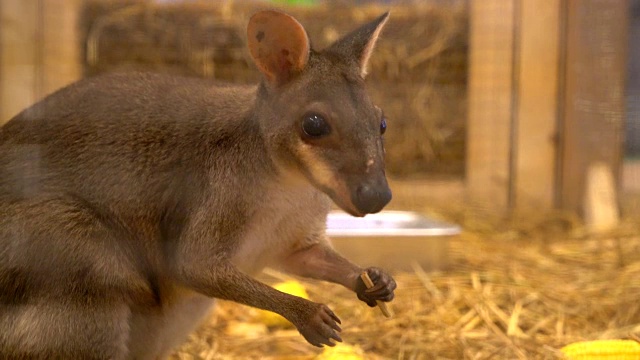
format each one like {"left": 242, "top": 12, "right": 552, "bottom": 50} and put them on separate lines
{"left": 351, "top": 177, "right": 392, "bottom": 215}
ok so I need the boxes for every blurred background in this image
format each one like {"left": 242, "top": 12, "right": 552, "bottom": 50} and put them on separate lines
{"left": 1, "top": 0, "right": 639, "bottom": 358}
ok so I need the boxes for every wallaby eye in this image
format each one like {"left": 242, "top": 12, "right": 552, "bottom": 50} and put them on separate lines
{"left": 380, "top": 115, "right": 387, "bottom": 135}
{"left": 301, "top": 113, "right": 331, "bottom": 138}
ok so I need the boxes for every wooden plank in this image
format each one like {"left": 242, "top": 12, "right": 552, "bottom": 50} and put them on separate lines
{"left": 513, "top": 0, "right": 562, "bottom": 210}
{"left": 560, "top": 0, "right": 628, "bottom": 214}
{"left": 466, "top": 0, "right": 516, "bottom": 211}
{"left": 0, "top": 0, "right": 40, "bottom": 124}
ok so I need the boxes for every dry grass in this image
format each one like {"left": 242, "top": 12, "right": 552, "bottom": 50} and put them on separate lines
{"left": 80, "top": 0, "right": 468, "bottom": 176}
{"left": 169, "top": 179, "right": 640, "bottom": 359}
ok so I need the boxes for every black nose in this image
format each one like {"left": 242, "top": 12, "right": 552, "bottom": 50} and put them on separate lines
{"left": 353, "top": 183, "right": 392, "bottom": 214}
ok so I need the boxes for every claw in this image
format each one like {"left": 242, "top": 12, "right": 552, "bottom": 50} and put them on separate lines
{"left": 327, "top": 308, "right": 341, "bottom": 324}
{"left": 298, "top": 303, "right": 344, "bottom": 348}
{"left": 331, "top": 331, "right": 343, "bottom": 343}
{"left": 321, "top": 312, "right": 342, "bottom": 332}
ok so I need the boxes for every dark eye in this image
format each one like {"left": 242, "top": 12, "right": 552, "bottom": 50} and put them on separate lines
{"left": 380, "top": 114, "right": 387, "bottom": 135}
{"left": 301, "top": 113, "right": 331, "bottom": 138}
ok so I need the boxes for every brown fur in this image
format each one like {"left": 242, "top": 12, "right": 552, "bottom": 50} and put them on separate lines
{"left": 0, "top": 10, "right": 395, "bottom": 359}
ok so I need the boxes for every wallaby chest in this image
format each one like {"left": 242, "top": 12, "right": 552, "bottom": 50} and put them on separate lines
{"left": 231, "top": 182, "right": 330, "bottom": 275}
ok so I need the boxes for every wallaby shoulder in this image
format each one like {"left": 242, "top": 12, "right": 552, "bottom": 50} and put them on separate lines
{"left": 0, "top": 71, "right": 270, "bottom": 219}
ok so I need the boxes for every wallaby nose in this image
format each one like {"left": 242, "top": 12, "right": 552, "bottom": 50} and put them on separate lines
{"left": 353, "top": 183, "right": 392, "bottom": 215}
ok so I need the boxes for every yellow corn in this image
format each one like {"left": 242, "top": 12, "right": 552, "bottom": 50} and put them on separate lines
{"left": 254, "top": 280, "right": 310, "bottom": 327}
{"left": 316, "top": 343, "right": 365, "bottom": 360}
{"left": 561, "top": 340, "right": 640, "bottom": 360}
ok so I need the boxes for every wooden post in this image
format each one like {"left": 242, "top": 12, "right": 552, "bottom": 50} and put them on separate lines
{"left": 466, "top": 0, "right": 517, "bottom": 211}
{"left": 560, "top": 0, "right": 628, "bottom": 214}
{"left": 513, "top": 0, "right": 562, "bottom": 210}
{"left": 0, "top": 0, "right": 81, "bottom": 125}
{"left": 467, "top": 0, "right": 562, "bottom": 212}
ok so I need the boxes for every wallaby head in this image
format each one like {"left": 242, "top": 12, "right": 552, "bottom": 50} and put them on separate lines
{"left": 246, "top": 10, "right": 392, "bottom": 217}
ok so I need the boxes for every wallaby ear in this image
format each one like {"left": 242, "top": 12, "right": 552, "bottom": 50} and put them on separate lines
{"left": 327, "top": 12, "right": 389, "bottom": 77}
{"left": 247, "top": 10, "right": 310, "bottom": 86}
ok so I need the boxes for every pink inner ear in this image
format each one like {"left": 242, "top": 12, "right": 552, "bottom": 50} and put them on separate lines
{"left": 247, "top": 11, "right": 310, "bottom": 84}
{"left": 275, "top": 50, "right": 292, "bottom": 83}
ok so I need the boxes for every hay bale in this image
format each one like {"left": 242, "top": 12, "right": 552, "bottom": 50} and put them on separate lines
{"left": 80, "top": 0, "right": 468, "bottom": 176}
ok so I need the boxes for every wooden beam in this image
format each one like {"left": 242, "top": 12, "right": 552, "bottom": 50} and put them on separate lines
{"left": 466, "top": 0, "right": 517, "bottom": 211}
{"left": 513, "top": 0, "right": 562, "bottom": 210}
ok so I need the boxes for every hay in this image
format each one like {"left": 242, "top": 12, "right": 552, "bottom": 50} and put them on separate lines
{"left": 168, "top": 184, "right": 640, "bottom": 359}
{"left": 80, "top": 0, "right": 468, "bottom": 176}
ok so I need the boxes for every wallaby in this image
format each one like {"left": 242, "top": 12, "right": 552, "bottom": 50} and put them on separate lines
{"left": 0, "top": 9, "right": 396, "bottom": 359}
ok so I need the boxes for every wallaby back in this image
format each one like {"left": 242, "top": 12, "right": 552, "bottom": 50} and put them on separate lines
{"left": 0, "top": 9, "right": 395, "bottom": 359}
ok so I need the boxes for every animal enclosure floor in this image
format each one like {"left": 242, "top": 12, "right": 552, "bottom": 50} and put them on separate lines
{"left": 171, "top": 177, "right": 640, "bottom": 359}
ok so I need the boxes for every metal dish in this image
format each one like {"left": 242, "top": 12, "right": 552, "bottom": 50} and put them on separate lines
{"left": 326, "top": 210, "right": 461, "bottom": 272}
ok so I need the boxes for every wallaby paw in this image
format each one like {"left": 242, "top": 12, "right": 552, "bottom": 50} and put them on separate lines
{"left": 297, "top": 303, "right": 343, "bottom": 347}
{"left": 355, "top": 267, "right": 397, "bottom": 307}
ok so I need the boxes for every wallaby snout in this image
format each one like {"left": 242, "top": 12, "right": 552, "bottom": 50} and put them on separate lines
{"left": 353, "top": 179, "right": 392, "bottom": 215}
